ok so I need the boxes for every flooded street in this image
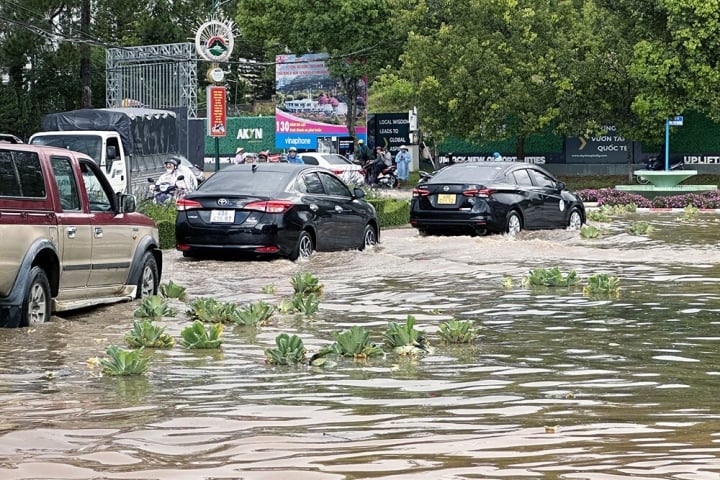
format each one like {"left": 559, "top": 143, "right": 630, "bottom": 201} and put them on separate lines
{"left": 2, "top": 212, "right": 720, "bottom": 479}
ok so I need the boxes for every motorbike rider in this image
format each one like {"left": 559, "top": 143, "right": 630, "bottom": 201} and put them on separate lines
{"left": 286, "top": 146, "right": 304, "bottom": 164}
{"left": 154, "top": 158, "right": 191, "bottom": 201}
{"left": 369, "top": 146, "right": 392, "bottom": 186}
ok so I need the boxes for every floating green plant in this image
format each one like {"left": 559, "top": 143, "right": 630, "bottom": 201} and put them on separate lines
{"left": 265, "top": 333, "right": 306, "bottom": 365}
{"left": 522, "top": 267, "right": 578, "bottom": 287}
{"left": 187, "top": 297, "right": 242, "bottom": 323}
{"left": 383, "top": 315, "right": 429, "bottom": 354}
{"left": 159, "top": 280, "right": 187, "bottom": 301}
{"left": 438, "top": 319, "right": 479, "bottom": 344}
{"left": 580, "top": 225, "right": 601, "bottom": 239}
{"left": 125, "top": 319, "right": 175, "bottom": 349}
{"left": 100, "top": 345, "right": 149, "bottom": 376}
{"left": 180, "top": 320, "right": 223, "bottom": 349}
{"left": 502, "top": 276, "right": 514, "bottom": 288}
{"left": 133, "top": 295, "right": 176, "bottom": 318}
{"left": 586, "top": 209, "right": 612, "bottom": 222}
{"left": 319, "top": 325, "right": 384, "bottom": 360}
{"left": 291, "top": 292, "right": 320, "bottom": 315}
{"left": 583, "top": 273, "right": 621, "bottom": 296}
{"left": 290, "top": 271, "right": 323, "bottom": 297}
{"left": 628, "top": 221, "right": 654, "bottom": 235}
{"left": 261, "top": 284, "right": 277, "bottom": 294}
{"left": 236, "top": 300, "right": 276, "bottom": 327}
{"left": 680, "top": 204, "right": 699, "bottom": 221}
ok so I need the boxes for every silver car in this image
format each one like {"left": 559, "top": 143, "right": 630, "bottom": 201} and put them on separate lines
{"left": 298, "top": 152, "right": 365, "bottom": 186}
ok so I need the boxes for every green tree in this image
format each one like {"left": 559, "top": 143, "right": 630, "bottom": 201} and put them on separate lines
{"left": 400, "top": 0, "right": 584, "bottom": 158}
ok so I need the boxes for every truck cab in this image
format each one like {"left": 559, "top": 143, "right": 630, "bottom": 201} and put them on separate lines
{"left": 29, "top": 130, "right": 127, "bottom": 195}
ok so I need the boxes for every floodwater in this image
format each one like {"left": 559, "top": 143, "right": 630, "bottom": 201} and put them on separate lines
{"left": 2, "top": 213, "right": 720, "bottom": 479}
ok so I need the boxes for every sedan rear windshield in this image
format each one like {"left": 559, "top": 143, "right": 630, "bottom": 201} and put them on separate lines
{"left": 200, "top": 169, "right": 292, "bottom": 195}
{"left": 431, "top": 164, "right": 504, "bottom": 183}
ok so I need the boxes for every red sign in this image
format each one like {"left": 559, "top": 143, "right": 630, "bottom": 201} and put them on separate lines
{"left": 207, "top": 86, "right": 227, "bottom": 137}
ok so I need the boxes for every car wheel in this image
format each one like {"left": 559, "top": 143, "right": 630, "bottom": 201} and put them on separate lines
{"left": 290, "top": 230, "right": 314, "bottom": 261}
{"left": 567, "top": 208, "right": 583, "bottom": 230}
{"left": 136, "top": 252, "right": 159, "bottom": 298}
{"left": 21, "top": 266, "right": 51, "bottom": 327}
{"left": 505, "top": 210, "right": 522, "bottom": 236}
{"left": 359, "top": 224, "right": 378, "bottom": 250}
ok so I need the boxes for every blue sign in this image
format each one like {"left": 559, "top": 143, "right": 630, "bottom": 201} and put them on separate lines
{"left": 669, "top": 116, "right": 684, "bottom": 126}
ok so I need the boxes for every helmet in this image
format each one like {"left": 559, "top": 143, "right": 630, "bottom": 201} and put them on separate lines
{"left": 289, "top": 146, "right": 297, "bottom": 152}
{"left": 164, "top": 158, "right": 179, "bottom": 168}
{"left": 493, "top": 152, "right": 501, "bottom": 159}
{"left": 358, "top": 139, "right": 364, "bottom": 144}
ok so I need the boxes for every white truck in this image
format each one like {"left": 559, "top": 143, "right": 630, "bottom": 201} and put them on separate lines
{"left": 29, "top": 107, "right": 181, "bottom": 196}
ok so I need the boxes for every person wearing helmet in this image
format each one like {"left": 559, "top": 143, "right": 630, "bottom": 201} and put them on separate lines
{"left": 287, "top": 146, "right": 304, "bottom": 164}
{"left": 355, "top": 138, "right": 370, "bottom": 164}
{"left": 258, "top": 150, "right": 270, "bottom": 162}
{"left": 492, "top": 152, "right": 503, "bottom": 162}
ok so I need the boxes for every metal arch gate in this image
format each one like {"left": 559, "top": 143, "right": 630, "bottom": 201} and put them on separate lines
{"left": 106, "top": 43, "right": 198, "bottom": 158}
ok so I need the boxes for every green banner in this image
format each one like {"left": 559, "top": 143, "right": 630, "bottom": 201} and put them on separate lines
{"left": 204, "top": 116, "right": 276, "bottom": 156}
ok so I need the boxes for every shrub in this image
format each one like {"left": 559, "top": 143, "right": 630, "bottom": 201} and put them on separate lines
{"left": 367, "top": 198, "right": 410, "bottom": 227}
{"left": 156, "top": 220, "right": 176, "bottom": 250}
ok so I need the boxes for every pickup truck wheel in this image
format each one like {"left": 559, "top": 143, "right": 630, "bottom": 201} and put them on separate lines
{"left": 22, "top": 266, "right": 51, "bottom": 327}
{"left": 136, "top": 252, "right": 159, "bottom": 298}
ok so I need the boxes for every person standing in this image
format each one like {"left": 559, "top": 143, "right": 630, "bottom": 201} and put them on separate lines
{"left": 286, "top": 146, "right": 304, "bottom": 164}
{"left": 395, "top": 145, "right": 412, "bottom": 187}
{"left": 234, "top": 147, "right": 246, "bottom": 164}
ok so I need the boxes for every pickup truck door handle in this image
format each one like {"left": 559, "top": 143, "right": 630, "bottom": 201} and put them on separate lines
{"left": 66, "top": 226, "right": 76, "bottom": 239}
{"left": 335, "top": 205, "right": 344, "bottom": 213}
{"left": 94, "top": 226, "right": 103, "bottom": 238}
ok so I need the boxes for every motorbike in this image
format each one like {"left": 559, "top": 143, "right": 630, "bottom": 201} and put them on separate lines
{"left": 635, "top": 155, "right": 685, "bottom": 184}
{"left": 148, "top": 175, "right": 186, "bottom": 204}
{"left": 363, "top": 159, "right": 399, "bottom": 189}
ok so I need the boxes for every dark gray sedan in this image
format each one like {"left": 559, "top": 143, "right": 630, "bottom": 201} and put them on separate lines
{"left": 410, "top": 162, "right": 585, "bottom": 236}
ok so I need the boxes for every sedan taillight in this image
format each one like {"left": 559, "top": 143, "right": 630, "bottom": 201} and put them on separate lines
{"left": 332, "top": 169, "right": 344, "bottom": 175}
{"left": 245, "top": 200, "right": 294, "bottom": 213}
{"left": 176, "top": 198, "right": 202, "bottom": 211}
{"left": 412, "top": 188, "right": 430, "bottom": 197}
{"left": 462, "top": 188, "right": 494, "bottom": 198}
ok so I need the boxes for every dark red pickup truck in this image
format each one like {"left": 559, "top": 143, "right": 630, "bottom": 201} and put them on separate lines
{"left": 0, "top": 144, "right": 162, "bottom": 327}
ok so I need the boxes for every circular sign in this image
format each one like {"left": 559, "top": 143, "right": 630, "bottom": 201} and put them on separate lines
{"left": 195, "top": 19, "right": 234, "bottom": 62}
{"left": 207, "top": 67, "right": 225, "bottom": 84}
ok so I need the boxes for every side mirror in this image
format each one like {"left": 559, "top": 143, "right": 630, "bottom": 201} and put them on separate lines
{"left": 557, "top": 181, "right": 566, "bottom": 191}
{"left": 353, "top": 187, "right": 366, "bottom": 199}
{"left": 118, "top": 193, "right": 137, "bottom": 213}
{"left": 147, "top": 177, "right": 155, "bottom": 183}
{"left": 177, "top": 174, "right": 185, "bottom": 181}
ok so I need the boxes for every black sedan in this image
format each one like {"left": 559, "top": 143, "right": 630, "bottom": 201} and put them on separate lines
{"left": 410, "top": 162, "right": 585, "bottom": 236}
{"left": 175, "top": 163, "right": 379, "bottom": 260}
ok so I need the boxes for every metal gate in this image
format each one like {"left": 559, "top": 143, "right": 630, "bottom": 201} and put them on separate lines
{"left": 106, "top": 43, "right": 198, "bottom": 119}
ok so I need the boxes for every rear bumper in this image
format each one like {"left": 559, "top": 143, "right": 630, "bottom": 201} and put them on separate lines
{"left": 176, "top": 223, "right": 299, "bottom": 257}
{"left": 410, "top": 213, "right": 504, "bottom": 232}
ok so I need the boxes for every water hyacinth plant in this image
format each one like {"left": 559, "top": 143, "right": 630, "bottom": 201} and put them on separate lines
{"left": 290, "top": 271, "right": 324, "bottom": 297}
{"left": 438, "top": 319, "right": 480, "bottom": 344}
{"left": 583, "top": 273, "right": 621, "bottom": 297}
{"left": 187, "top": 297, "right": 243, "bottom": 323}
{"left": 522, "top": 267, "right": 578, "bottom": 287}
{"left": 180, "top": 320, "right": 224, "bottom": 349}
{"left": 159, "top": 280, "right": 187, "bottom": 301}
{"left": 290, "top": 292, "right": 320, "bottom": 315}
{"left": 580, "top": 225, "right": 601, "bottom": 239}
{"left": 236, "top": 300, "right": 276, "bottom": 327}
{"left": 264, "top": 333, "right": 306, "bottom": 365}
{"left": 125, "top": 319, "right": 175, "bottom": 349}
{"left": 134, "top": 295, "right": 176, "bottom": 318}
{"left": 100, "top": 344, "right": 149, "bottom": 376}
{"left": 628, "top": 221, "right": 654, "bottom": 235}
{"left": 383, "top": 315, "right": 429, "bottom": 354}
{"left": 319, "top": 325, "right": 384, "bottom": 360}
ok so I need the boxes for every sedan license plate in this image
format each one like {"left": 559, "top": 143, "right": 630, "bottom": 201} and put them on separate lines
{"left": 210, "top": 210, "right": 235, "bottom": 223}
{"left": 437, "top": 194, "right": 456, "bottom": 205}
